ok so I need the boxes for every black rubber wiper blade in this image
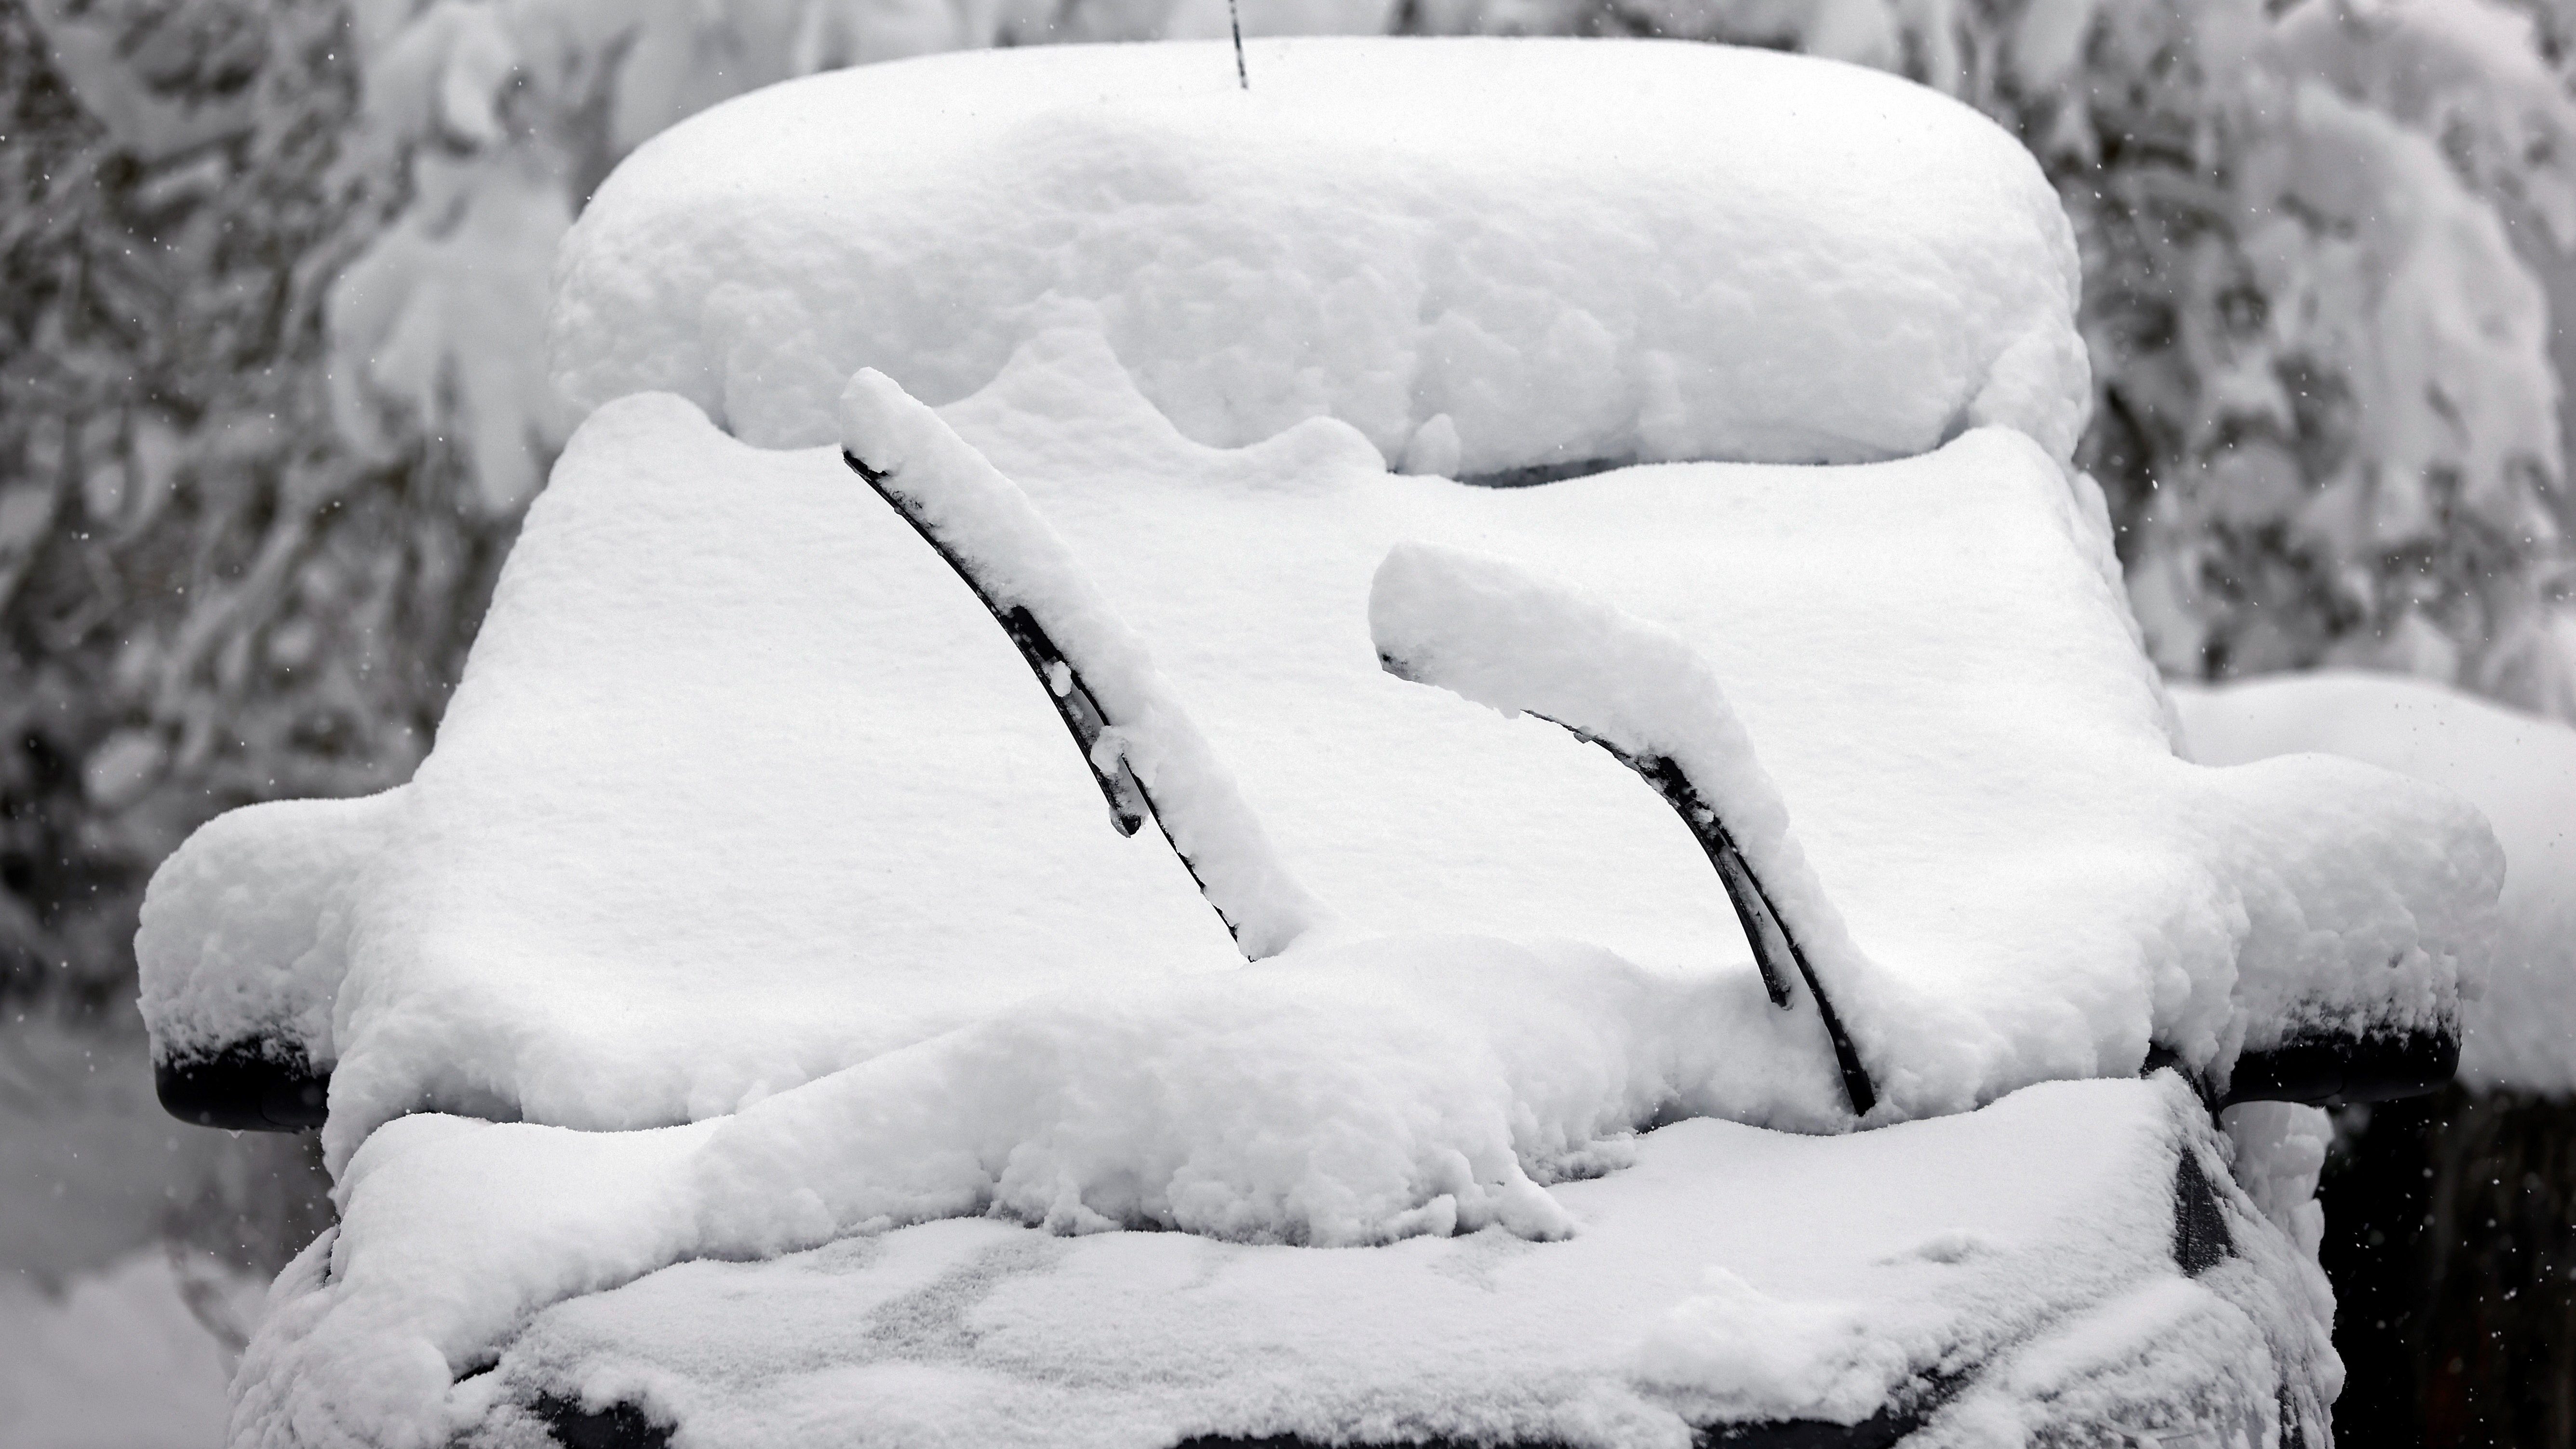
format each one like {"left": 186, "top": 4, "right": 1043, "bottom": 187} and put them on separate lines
{"left": 1368, "top": 540, "right": 1880, "bottom": 1118}
{"left": 1543, "top": 719, "right": 1877, "bottom": 1118}
{"left": 838, "top": 400, "right": 1329, "bottom": 965}
{"left": 847, "top": 448, "right": 1151, "bottom": 839}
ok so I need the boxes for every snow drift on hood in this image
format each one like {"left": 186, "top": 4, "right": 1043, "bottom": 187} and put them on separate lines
{"left": 239, "top": 1073, "right": 2334, "bottom": 1449}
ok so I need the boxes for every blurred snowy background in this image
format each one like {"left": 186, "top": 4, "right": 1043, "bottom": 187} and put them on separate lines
{"left": 5, "top": 0, "right": 2576, "bottom": 1444}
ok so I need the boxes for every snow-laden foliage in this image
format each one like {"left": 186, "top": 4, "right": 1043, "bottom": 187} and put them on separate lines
{"left": 1, "top": 0, "right": 510, "bottom": 1007}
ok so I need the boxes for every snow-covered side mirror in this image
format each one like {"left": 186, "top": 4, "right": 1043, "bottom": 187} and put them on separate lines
{"left": 839, "top": 369, "right": 1330, "bottom": 963}
{"left": 1368, "top": 542, "right": 1881, "bottom": 1117}
{"left": 140, "top": 792, "right": 400, "bottom": 1133}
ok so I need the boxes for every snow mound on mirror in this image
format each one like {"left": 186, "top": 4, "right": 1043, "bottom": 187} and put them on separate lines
{"left": 137, "top": 793, "right": 404, "bottom": 1072}
{"left": 550, "top": 37, "right": 2089, "bottom": 475}
{"left": 2174, "top": 671, "right": 2576, "bottom": 1097}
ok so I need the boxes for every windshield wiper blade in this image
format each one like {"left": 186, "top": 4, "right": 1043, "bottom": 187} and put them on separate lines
{"left": 848, "top": 448, "right": 1152, "bottom": 839}
{"left": 1543, "top": 722, "right": 1876, "bottom": 1117}
{"left": 837, "top": 370, "right": 1330, "bottom": 962}
{"left": 1369, "top": 539, "right": 1880, "bottom": 1118}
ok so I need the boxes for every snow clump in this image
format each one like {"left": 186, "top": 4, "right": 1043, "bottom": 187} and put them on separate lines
{"left": 242, "top": 1074, "right": 2335, "bottom": 1449}
{"left": 233, "top": 933, "right": 1824, "bottom": 1449}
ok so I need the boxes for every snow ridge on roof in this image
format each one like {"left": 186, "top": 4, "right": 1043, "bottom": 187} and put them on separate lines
{"left": 550, "top": 37, "right": 2089, "bottom": 475}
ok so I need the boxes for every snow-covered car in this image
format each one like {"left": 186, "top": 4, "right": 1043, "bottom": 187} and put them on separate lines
{"left": 139, "top": 37, "right": 2501, "bottom": 1449}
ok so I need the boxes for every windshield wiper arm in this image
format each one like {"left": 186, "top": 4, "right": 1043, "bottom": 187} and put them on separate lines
{"left": 1369, "top": 540, "right": 1880, "bottom": 1118}
{"left": 837, "top": 370, "right": 1330, "bottom": 962}
{"left": 1540, "top": 721, "right": 1876, "bottom": 1117}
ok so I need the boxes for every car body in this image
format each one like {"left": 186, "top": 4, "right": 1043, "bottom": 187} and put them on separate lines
{"left": 146, "top": 37, "right": 2497, "bottom": 1449}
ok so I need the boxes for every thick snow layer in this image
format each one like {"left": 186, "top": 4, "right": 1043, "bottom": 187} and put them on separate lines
{"left": 550, "top": 37, "right": 2091, "bottom": 474}
{"left": 236, "top": 934, "right": 1796, "bottom": 1448}
{"left": 2174, "top": 671, "right": 2576, "bottom": 1095}
{"left": 236, "top": 1074, "right": 2332, "bottom": 1449}
{"left": 139, "top": 335, "right": 2499, "bottom": 1167}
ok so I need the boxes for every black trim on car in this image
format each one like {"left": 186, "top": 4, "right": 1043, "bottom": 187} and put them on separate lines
{"left": 154, "top": 1046, "right": 329, "bottom": 1131}
{"left": 2220, "top": 1028, "right": 2459, "bottom": 1108}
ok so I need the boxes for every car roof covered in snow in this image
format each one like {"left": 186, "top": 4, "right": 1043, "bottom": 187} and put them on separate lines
{"left": 548, "top": 37, "right": 2091, "bottom": 476}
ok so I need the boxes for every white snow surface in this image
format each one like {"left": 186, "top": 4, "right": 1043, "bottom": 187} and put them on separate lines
{"left": 1367, "top": 543, "right": 1803, "bottom": 858}
{"left": 140, "top": 334, "right": 2500, "bottom": 1169}
{"left": 549, "top": 37, "right": 2092, "bottom": 474}
{"left": 239, "top": 1073, "right": 2333, "bottom": 1449}
{"left": 2174, "top": 671, "right": 2576, "bottom": 1095}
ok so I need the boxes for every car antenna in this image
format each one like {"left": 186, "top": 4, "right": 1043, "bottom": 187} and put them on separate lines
{"left": 1229, "top": 0, "right": 1249, "bottom": 89}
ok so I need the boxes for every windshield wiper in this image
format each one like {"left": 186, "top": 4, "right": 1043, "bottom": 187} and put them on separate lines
{"left": 1369, "top": 539, "right": 1880, "bottom": 1117}
{"left": 838, "top": 371, "right": 1329, "bottom": 962}
{"left": 1539, "top": 724, "right": 1876, "bottom": 1117}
